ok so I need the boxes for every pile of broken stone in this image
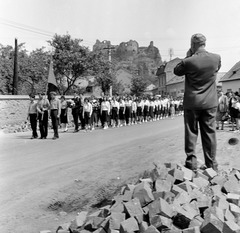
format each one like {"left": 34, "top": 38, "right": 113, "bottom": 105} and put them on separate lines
{"left": 41, "top": 162, "right": 240, "bottom": 233}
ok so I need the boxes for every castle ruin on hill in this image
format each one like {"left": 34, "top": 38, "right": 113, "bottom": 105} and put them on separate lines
{"left": 93, "top": 40, "right": 163, "bottom": 82}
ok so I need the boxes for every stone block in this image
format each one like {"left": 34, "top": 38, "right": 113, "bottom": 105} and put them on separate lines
{"left": 132, "top": 181, "right": 154, "bottom": 207}
{"left": 204, "top": 206, "right": 224, "bottom": 223}
{"left": 119, "top": 217, "right": 139, "bottom": 233}
{"left": 166, "top": 174, "right": 176, "bottom": 186}
{"left": 84, "top": 217, "right": 105, "bottom": 231}
{"left": 173, "top": 191, "right": 191, "bottom": 205}
{"left": 164, "top": 162, "right": 178, "bottom": 169}
{"left": 229, "top": 203, "right": 240, "bottom": 218}
{"left": 189, "top": 215, "right": 204, "bottom": 228}
{"left": 93, "top": 227, "right": 107, "bottom": 233}
{"left": 203, "top": 168, "right": 217, "bottom": 180}
{"left": 182, "top": 202, "right": 199, "bottom": 218}
{"left": 110, "top": 200, "right": 125, "bottom": 213}
{"left": 107, "top": 229, "right": 119, "bottom": 233}
{"left": 168, "top": 168, "right": 184, "bottom": 183}
{"left": 121, "top": 190, "right": 133, "bottom": 202}
{"left": 123, "top": 197, "right": 143, "bottom": 223}
{"left": 155, "top": 179, "right": 172, "bottom": 193}
{"left": 154, "top": 191, "right": 175, "bottom": 204}
{"left": 225, "top": 208, "right": 236, "bottom": 222}
{"left": 180, "top": 165, "right": 194, "bottom": 181}
{"left": 222, "top": 177, "right": 240, "bottom": 194}
{"left": 171, "top": 185, "right": 186, "bottom": 196}
{"left": 182, "top": 226, "right": 200, "bottom": 233}
{"left": 195, "top": 170, "right": 209, "bottom": 181}
{"left": 177, "top": 181, "right": 193, "bottom": 193}
{"left": 227, "top": 193, "right": 240, "bottom": 206}
{"left": 196, "top": 194, "right": 211, "bottom": 209}
{"left": 223, "top": 220, "right": 240, "bottom": 233}
{"left": 150, "top": 215, "right": 172, "bottom": 231}
{"left": 109, "top": 212, "right": 125, "bottom": 230}
{"left": 76, "top": 211, "right": 88, "bottom": 227}
{"left": 148, "top": 197, "right": 173, "bottom": 219}
{"left": 200, "top": 213, "right": 224, "bottom": 233}
{"left": 213, "top": 194, "right": 229, "bottom": 210}
{"left": 192, "top": 177, "right": 209, "bottom": 189}
{"left": 151, "top": 164, "right": 169, "bottom": 181}
{"left": 211, "top": 175, "right": 227, "bottom": 187}
{"left": 139, "top": 221, "right": 149, "bottom": 233}
{"left": 172, "top": 212, "right": 191, "bottom": 229}
{"left": 144, "top": 225, "right": 160, "bottom": 233}
{"left": 211, "top": 185, "right": 223, "bottom": 196}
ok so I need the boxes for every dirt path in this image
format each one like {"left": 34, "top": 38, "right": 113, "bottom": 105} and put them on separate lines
{"left": 0, "top": 117, "right": 239, "bottom": 233}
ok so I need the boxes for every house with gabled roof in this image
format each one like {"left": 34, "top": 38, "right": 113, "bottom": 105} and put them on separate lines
{"left": 220, "top": 61, "right": 240, "bottom": 93}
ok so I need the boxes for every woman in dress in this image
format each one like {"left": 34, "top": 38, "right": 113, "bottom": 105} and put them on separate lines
{"left": 82, "top": 98, "right": 92, "bottom": 132}
{"left": 100, "top": 96, "right": 110, "bottom": 129}
{"left": 216, "top": 91, "right": 228, "bottom": 130}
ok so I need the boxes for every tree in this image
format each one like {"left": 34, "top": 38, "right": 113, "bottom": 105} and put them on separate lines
{"left": 89, "top": 51, "right": 116, "bottom": 95}
{"left": 130, "top": 75, "right": 148, "bottom": 96}
{"left": 18, "top": 47, "right": 50, "bottom": 94}
{"left": 49, "top": 34, "right": 92, "bottom": 94}
{"left": 0, "top": 44, "right": 14, "bottom": 94}
{"left": 0, "top": 44, "right": 50, "bottom": 95}
{"left": 49, "top": 34, "right": 117, "bottom": 95}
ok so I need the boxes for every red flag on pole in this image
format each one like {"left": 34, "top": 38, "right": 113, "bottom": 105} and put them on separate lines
{"left": 47, "top": 60, "right": 58, "bottom": 95}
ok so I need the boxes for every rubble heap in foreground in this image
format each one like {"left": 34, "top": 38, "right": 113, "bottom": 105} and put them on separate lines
{"left": 41, "top": 162, "right": 240, "bottom": 233}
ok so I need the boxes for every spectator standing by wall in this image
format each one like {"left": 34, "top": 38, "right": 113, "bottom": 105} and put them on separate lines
{"left": 174, "top": 33, "right": 221, "bottom": 171}
{"left": 27, "top": 94, "right": 38, "bottom": 139}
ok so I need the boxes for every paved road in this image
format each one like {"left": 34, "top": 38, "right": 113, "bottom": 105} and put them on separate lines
{"left": 0, "top": 116, "right": 185, "bottom": 233}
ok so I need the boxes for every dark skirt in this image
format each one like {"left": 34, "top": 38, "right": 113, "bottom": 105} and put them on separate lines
{"left": 112, "top": 107, "right": 119, "bottom": 120}
{"left": 60, "top": 109, "right": 68, "bottom": 123}
{"left": 84, "top": 112, "right": 91, "bottom": 125}
{"left": 119, "top": 107, "right": 125, "bottom": 120}
{"left": 137, "top": 106, "right": 142, "bottom": 116}
{"left": 149, "top": 106, "right": 154, "bottom": 118}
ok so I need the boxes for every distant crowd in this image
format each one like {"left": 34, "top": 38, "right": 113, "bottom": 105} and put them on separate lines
{"left": 216, "top": 90, "right": 240, "bottom": 132}
{"left": 27, "top": 92, "right": 184, "bottom": 139}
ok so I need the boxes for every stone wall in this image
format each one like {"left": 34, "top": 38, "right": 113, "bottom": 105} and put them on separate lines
{"left": 0, "top": 95, "right": 74, "bottom": 127}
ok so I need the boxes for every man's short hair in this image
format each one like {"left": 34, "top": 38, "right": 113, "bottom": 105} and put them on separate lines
{"left": 191, "top": 33, "right": 206, "bottom": 45}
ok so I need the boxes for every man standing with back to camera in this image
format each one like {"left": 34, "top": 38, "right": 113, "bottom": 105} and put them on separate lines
{"left": 174, "top": 33, "right": 221, "bottom": 171}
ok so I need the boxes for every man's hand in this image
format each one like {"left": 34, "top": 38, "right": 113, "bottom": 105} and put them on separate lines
{"left": 186, "top": 48, "right": 194, "bottom": 57}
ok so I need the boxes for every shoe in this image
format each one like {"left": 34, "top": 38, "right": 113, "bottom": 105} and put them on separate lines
{"left": 185, "top": 155, "right": 198, "bottom": 171}
{"left": 40, "top": 137, "right": 44, "bottom": 139}
{"left": 52, "top": 137, "right": 57, "bottom": 140}
{"left": 73, "top": 129, "right": 79, "bottom": 133}
{"left": 30, "top": 136, "right": 34, "bottom": 139}
{"left": 63, "top": 129, "right": 68, "bottom": 132}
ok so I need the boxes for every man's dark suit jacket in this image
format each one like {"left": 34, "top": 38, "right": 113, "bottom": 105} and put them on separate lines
{"left": 174, "top": 48, "right": 221, "bottom": 110}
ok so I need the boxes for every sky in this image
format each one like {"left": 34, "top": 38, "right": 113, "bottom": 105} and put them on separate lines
{"left": 1, "top": 0, "right": 240, "bottom": 72}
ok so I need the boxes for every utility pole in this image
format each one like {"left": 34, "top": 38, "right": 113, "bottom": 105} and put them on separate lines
{"left": 169, "top": 48, "right": 174, "bottom": 61}
{"left": 103, "top": 42, "right": 115, "bottom": 97}
{"left": 12, "top": 38, "right": 18, "bottom": 95}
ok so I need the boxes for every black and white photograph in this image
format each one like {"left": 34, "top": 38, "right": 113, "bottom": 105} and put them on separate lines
{"left": 1, "top": 0, "right": 240, "bottom": 232}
